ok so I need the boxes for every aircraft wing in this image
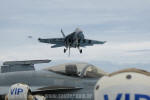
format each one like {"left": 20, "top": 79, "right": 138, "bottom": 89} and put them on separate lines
{"left": 1, "top": 60, "right": 51, "bottom": 73}
{"left": 31, "top": 86, "right": 82, "bottom": 94}
{"left": 38, "top": 38, "right": 65, "bottom": 45}
{"left": 38, "top": 38, "right": 65, "bottom": 48}
{"left": 80, "top": 39, "right": 106, "bottom": 47}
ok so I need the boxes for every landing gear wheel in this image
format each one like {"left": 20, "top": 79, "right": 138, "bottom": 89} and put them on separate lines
{"left": 64, "top": 48, "right": 66, "bottom": 53}
{"left": 80, "top": 49, "right": 82, "bottom": 54}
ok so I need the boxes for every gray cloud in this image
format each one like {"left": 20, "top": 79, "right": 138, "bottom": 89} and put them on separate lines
{"left": 128, "top": 49, "right": 150, "bottom": 53}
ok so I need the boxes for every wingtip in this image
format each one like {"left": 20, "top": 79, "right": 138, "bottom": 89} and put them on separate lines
{"left": 38, "top": 38, "right": 41, "bottom": 41}
{"left": 104, "top": 41, "right": 107, "bottom": 43}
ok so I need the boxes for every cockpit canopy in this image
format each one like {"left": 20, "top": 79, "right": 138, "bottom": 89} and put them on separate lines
{"left": 44, "top": 63, "right": 108, "bottom": 78}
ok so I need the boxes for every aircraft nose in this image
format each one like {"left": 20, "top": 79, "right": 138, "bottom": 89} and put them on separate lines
{"left": 94, "top": 69, "right": 150, "bottom": 100}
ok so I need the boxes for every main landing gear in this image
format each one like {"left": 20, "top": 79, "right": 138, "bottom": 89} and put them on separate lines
{"left": 64, "top": 48, "right": 67, "bottom": 53}
{"left": 64, "top": 48, "right": 82, "bottom": 54}
{"left": 78, "top": 47, "right": 82, "bottom": 54}
{"left": 79, "top": 49, "right": 82, "bottom": 54}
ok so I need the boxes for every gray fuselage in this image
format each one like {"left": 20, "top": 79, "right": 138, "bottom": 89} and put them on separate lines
{"left": 0, "top": 70, "right": 99, "bottom": 100}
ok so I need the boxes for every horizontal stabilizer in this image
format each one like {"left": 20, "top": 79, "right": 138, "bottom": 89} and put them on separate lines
{"left": 51, "top": 44, "right": 64, "bottom": 48}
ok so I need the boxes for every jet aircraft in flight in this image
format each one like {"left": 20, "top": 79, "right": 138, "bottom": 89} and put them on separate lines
{"left": 38, "top": 28, "right": 106, "bottom": 55}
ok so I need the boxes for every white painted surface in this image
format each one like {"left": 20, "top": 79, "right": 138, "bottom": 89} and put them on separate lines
{"left": 95, "top": 72, "right": 150, "bottom": 100}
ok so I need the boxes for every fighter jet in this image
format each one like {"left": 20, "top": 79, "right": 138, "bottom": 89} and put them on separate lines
{"left": 0, "top": 60, "right": 107, "bottom": 100}
{"left": 1, "top": 60, "right": 150, "bottom": 100}
{"left": 38, "top": 28, "right": 106, "bottom": 55}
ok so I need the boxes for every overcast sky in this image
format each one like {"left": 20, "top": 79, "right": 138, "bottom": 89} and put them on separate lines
{"left": 0, "top": 0, "right": 150, "bottom": 72}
